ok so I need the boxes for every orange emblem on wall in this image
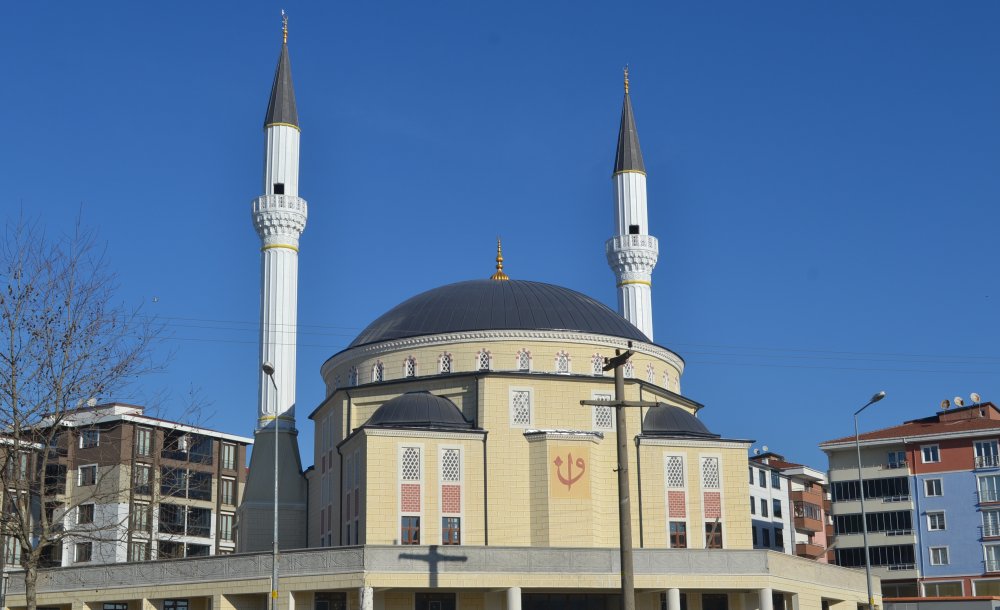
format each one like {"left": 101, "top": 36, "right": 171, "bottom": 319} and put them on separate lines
{"left": 549, "top": 444, "right": 591, "bottom": 499}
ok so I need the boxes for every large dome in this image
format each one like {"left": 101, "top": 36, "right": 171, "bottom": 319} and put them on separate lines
{"left": 348, "top": 279, "right": 650, "bottom": 348}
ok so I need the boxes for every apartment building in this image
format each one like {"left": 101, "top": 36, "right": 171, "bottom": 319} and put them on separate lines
{"left": 1, "top": 403, "right": 251, "bottom": 568}
{"left": 751, "top": 452, "right": 830, "bottom": 562}
{"left": 749, "top": 454, "right": 792, "bottom": 554}
{"left": 821, "top": 401, "right": 1000, "bottom": 597}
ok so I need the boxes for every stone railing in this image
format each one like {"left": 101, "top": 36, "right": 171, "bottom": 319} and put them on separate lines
{"left": 606, "top": 234, "right": 659, "bottom": 254}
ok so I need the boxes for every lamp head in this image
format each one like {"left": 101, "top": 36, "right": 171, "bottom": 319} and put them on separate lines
{"left": 262, "top": 362, "right": 276, "bottom": 377}
{"left": 872, "top": 391, "right": 886, "bottom": 403}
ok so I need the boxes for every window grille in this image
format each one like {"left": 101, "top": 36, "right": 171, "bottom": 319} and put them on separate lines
{"left": 517, "top": 350, "right": 531, "bottom": 371}
{"left": 555, "top": 351, "right": 570, "bottom": 374}
{"left": 404, "top": 357, "right": 416, "bottom": 378}
{"left": 666, "top": 456, "right": 684, "bottom": 488}
{"left": 701, "top": 457, "right": 720, "bottom": 489}
{"left": 440, "top": 353, "right": 452, "bottom": 374}
{"left": 349, "top": 367, "right": 359, "bottom": 386}
{"left": 624, "top": 361, "right": 634, "bottom": 378}
{"left": 441, "top": 449, "right": 461, "bottom": 482}
{"left": 592, "top": 354, "right": 604, "bottom": 376}
{"left": 511, "top": 390, "right": 531, "bottom": 426}
{"left": 477, "top": 350, "right": 491, "bottom": 371}
{"left": 646, "top": 363, "right": 655, "bottom": 383}
{"left": 401, "top": 447, "right": 421, "bottom": 481}
{"left": 592, "top": 394, "right": 613, "bottom": 430}
{"left": 372, "top": 362, "right": 384, "bottom": 382}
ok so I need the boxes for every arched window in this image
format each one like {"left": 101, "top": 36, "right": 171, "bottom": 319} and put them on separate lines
{"left": 516, "top": 349, "right": 531, "bottom": 372}
{"left": 439, "top": 353, "right": 452, "bottom": 374}
{"left": 646, "top": 363, "right": 655, "bottom": 383}
{"left": 404, "top": 357, "right": 416, "bottom": 378}
{"left": 592, "top": 354, "right": 604, "bottom": 376}
{"left": 372, "top": 361, "right": 384, "bottom": 383}
{"left": 555, "top": 351, "right": 570, "bottom": 375}
{"left": 663, "top": 372, "right": 671, "bottom": 389}
{"left": 624, "top": 360, "right": 634, "bottom": 379}
{"left": 349, "top": 366, "right": 359, "bottom": 387}
{"left": 477, "top": 350, "right": 492, "bottom": 371}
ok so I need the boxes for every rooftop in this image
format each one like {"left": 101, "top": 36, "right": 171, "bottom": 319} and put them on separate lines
{"left": 821, "top": 402, "right": 1000, "bottom": 447}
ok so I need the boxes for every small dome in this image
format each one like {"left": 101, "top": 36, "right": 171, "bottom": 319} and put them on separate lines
{"left": 365, "top": 392, "right": 474, "bottom": 430}
{"left": 642, "top": 404, "right": 719, "bottom": 439}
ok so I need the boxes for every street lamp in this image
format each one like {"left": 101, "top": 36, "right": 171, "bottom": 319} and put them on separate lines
{"left": 854, "top": 390, "right": 887, "bottom": 610}
{"left": 262, "top": 362, "right": 279, "bottom": 610}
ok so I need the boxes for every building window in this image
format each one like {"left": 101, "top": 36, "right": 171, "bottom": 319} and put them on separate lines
{"left": 404, "top": 356, "right": 416, "bottom": 378}
{"left": 669, "top": 522, "right": 687, "bottom": 548}
{"left": 221, "top": 477, "right": 236, "bottom": 505}
{"left": 510, "top": 388, "right": 532, "bottom": 427}
{"left": 75, "top": 542, "right": 93, "bottom": 563}
{"left": 921, "top": 444, "right": 940, "bottom": 463}
{"left": 441, "top": 449, "right": 461, "bottom": 483}
{"left": 372, "top": 361, "right": 384, "bottom": 383}
{"left": 442, "top": 517, "right": 461, "bottom": 545}
{"left": 984, "top": 510, "right": 1000, "bottom": 538}
{"left": 762, "top": 527, "right": 771, "bottom": 547}
{"left": 758, "top": 469, "right": 766, "bottom": 488}
{"left": 401, "top": 447, "right": 421, "bottom": 481}
{"left": 163, "top": 600, "right": 189, "bottom": 610}
{"left": 771, "top": 472, "right": 781, "bottom": 489}
{"left": 752, "top": 526, "right": 758, "bottom": 546}
{"left": 222, "top": 443, "right": 236, "bottom": 470}
{"left": 592, "top": 354, "right": 604, "bottom": 376}
{"left": 750, "top": 496, "right": 755, "bottom": 515}
{"left": 516, "top": 349, "right": 531, "bottom": 372}
{"left": 887, "top": 450, "right": 906, "bottom": 469}
{"left": 348, "top": 366, "right": 359, "bottom": 386}
{"left": 924, "top": 582, "right": 962, "bottom": 597}
{"left": 646, "top": 363, "right": 655, "bottom": 383}
{"left": 3, "top": 536, "right": 21, "bottom": 566}
{"left": 131, "top": 502, "right": 150, "bottom": 532}
{"left": 981, "top": 475, "right": 1000, "bottom": 503}
{"left": 772, "top": 499, "right": 782, "bottom": 518}
{"left": 555, "top": 351, "right": 570, "bottom": 374}
{"left": 136, "top": 427, "right": 152, "bottom": 457}
{"left": 80, "top": 429, "right": 100, "bottom": 449}
{"left": 761, "top": 498, "right": 769, "bottom": 517}
{"left": 158, "top": 541, "right": 184, "bottom": 559}
{"left": 665, "top": 456, "right": 684, "bottom": 488}
{"left": 134, "top": 463, "right": 152, "bottom": 495}
{"left": 104, "top": 604, "right": 129, "bottom": 610}
{"left": 927, "top": 511, "right": 946, "bottom": 531}
{"left": 401, "top": 516, "right": 420, "bottom": 545}
{"left": 219, "top": 513, "right": 234, "bottom": 541}
{"left": 701, "top": 457, "right": 720, "bottom": 489}
{"left": 774, "top": 526, "right": 784, "bottom": 548}
{"left": 929, "top": 546, "right": 950, "bottom": 566}
{"left": 592, "top": 393, "right": 613, "bottom": 431}
{"left": 705, "top": 523, "right": 723, "bottom": 549}
{"left": 78, "top": 464, "right": 97, "bottom": 486}
{"left": 128, "top": 541, "right": 150, "bottom": 562}
{"left": 976, "top": 440, "right": 1000, "bottom": 468}
{"left": 623, "top": 360, "right": 634, "bottom": 378}
{"left": 159, "top": 503, "right": 185, "bottom": 535}
{"left": 477, "top": 350, "right": 491, "bottom": 371}
{"left": 77, "top": 503, "right": 95, "bottom": 525}
{"left": 925, "top": 478, "right": 943, "bottom": 497}
{"left": 439, "top": 353, "right": 452, "bottom": 374}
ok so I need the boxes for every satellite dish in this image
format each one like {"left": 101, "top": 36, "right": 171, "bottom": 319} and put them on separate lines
{"left": 941, "top": 399, "right": 950, "bottom": 410}
{"left": 753, "top": 448, "right": 761, "bottom": 455}
{"left": 954, "top": 397, "right": 965, "bottom": 407}
{"left": 972, "top": 393, "right": 982, "bottom": 404}
{"left": 762, "top": 445, "right": 769, "bottom": 452}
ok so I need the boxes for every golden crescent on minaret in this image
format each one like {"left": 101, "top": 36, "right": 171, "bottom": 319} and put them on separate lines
{"left": 490, "top": 238, "right": 510, "bottom": 281}
{"left": 624, "top": 64, "right": 630, "bottom": 94}
{"left": 282, "top": 10, "right": 288, "bottom": 44}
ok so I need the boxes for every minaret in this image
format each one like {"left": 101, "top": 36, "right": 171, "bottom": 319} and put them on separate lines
{"left": 237, "top": 13, "right": 309, "bottom": 552}
{"left": 605, "top": 67, "right": 659, "bottom": 340}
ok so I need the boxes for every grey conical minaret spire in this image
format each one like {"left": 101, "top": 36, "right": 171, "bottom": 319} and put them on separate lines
{"left": 264, "top": 14, "right": 299, "bottom": 128}
{"left": 613, "top": 67, "right": 644, "bottom": 174}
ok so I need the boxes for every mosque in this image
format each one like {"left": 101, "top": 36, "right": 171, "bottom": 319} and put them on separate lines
{"left": 4, "top": 18, "right": 871, "bottom": 610}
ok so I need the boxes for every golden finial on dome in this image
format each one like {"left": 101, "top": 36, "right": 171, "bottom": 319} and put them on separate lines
{"left": 282, "top": 10, "right": 288, "bottom": 44}
{"left": 624, "top": 64, "right": 630, "bottom": 94}
{"left": 490, "top": 237, "right": 510, "bottom": 281}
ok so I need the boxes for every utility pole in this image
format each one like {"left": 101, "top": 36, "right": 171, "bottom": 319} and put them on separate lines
{"left": 580, "top": 346, "right": 658, "bottom": 610}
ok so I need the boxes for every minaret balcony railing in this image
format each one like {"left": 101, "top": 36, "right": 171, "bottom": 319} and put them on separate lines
{"left": 605, "top": 234, "right": 659, "bottom": 254}
{"left": 252, "top": 194, "right": 308, "bottom": 216}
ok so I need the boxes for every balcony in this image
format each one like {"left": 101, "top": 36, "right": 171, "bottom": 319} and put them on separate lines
{"left": 986, "top": 559, "right": 1000, "bottom": 573}
{"left": 976, "top": 455, "right": 1000, "bottom": 469}
{"left": 983, "top": 524, "right": 1000, "bottom": 539}
{"left": 883, "top": 461, "right": 909, "bottom": 471}
{"left": 795, "top": 542, "right": 825, "bottom": 558}
{"left": 794, "top": 515, "right": 823, "bottom": 533}
{"left": 979, "top": 490, "right": 1000, "bottom": 504}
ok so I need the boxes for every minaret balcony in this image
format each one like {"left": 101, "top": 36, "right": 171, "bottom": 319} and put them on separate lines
{"left": 251, "top": 194, "right": 308, "bottom": 240}
{"left": 606, "top": 233, "right": 658, "bottom": 254}
{"left": 252, "top": 194, "right": 308, "bottom": 216}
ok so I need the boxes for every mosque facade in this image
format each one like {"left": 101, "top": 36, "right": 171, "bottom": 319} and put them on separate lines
{"left": 3, "top": 20, "right": 873, "bottom": 610}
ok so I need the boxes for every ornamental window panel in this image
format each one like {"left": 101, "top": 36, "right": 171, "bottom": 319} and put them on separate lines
{"left": 441, "top": 449, "right": 461, "bottom": 482}
{"left": 592, "top": 354, "right": 604, "bottom": 376}
{"left": 510, "top": 390, "right": 532, "bottom": 427}
{"left": 623, "top": 361, "right": 634, "bottom": 378}
{"left": 401, "top": 447, "right": 421, "bottom": 481}
{"left": 349, "top": 366, "right": 359, "bottom": 386}
{"left": 477, "top": 350, "right": 492, "bottom": 371}
{"left": 646, "top": 363, "right": 655, "bottom": 383}
{"left": 701, "top": 457, "right": 720, "bottom": 489}
{"left": 666, "top": 456, "right": 685, "bottom": 488}
{"left": 592, "top": 393, "right": 613, "bottom": 431}
{"left": 555, "top": 351, "right": 570, "bottom": 374}
{"left": 372, "top": 362, "right": 384, "bottom": 383}
{"left": 439, "top": 353, "right": 452, "bottom": 374}
{"left": 404, "top": 357, "right": 416, "bottom": 378}
{"left": 517, "top": 350, "right": 531, "bottom": 371}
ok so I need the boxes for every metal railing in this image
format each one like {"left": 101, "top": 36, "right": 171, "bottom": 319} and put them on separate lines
{"left": 976, "top": 455, "right": 1000, "bottom": 469}
{"left": 983, "top": 524, "right": 1000, "bottom": 538}
{"left": 980, "top": 489, "right": 1000, "bottom": 503}
{"left": 887, "top": 563, "right": 916, "bottom": 571}
{"left": 986, "top": 559, "right": 1000, "bottom": 573}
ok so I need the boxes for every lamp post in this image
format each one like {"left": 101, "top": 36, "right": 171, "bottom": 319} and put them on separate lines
{"left": 262, "top": 362, "right": 279, "bottom": 610}
{"left": 854, "top": 390, "right": 887, "bottom": 610}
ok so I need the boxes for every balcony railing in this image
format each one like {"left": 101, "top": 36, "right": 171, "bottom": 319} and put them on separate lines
{"left": 976, "top": 455, "right": 1000, "bottom": 469}
{"left": 880, "top": 495, "right": 911, "bottom": 503}
{"left": 983, "top": 524, "right": 1000, "bottom": 538}
{"left": 986, "top": 559, "right": 1000, "bottom": 573}
{"left": 980, "top": 490, "right": 1000, "bottom": 503}
{"left": 883, "top": 461, "right": 909, "bottom": 470}
{"left": 887, "top": 563, "right": 916, "bottom": 571}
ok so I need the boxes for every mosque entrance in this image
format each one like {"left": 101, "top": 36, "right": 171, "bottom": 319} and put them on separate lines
{"left": 415, "top": 592, "right": 457, "bottom": 610}
{"left": 522, "top": 593, "right": 621, "bottom": 610}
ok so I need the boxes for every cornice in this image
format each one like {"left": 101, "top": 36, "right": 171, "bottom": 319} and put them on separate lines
{"left": 321, "top": 329, "right": 684, "bottom": 379}
{"left": 524, "top": 429, "right": 604, "bottom": 444}
{"left": 357, "top": 428, "right": 486, "bottom": 441}
{"left": 637, "top": 436, "right": 752, "bottom": 450}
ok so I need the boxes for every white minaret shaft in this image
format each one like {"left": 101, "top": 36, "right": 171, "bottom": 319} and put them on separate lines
{"left": 251, "top": 39, "right": 307, "bottom": 433}
{"left": 606, "top": 70, "right": 658, "bottom": 340}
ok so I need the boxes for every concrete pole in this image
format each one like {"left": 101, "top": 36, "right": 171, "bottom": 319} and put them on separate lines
{"left": 506, "top": 587, "right": 522, "bottom": 610}
{"left": 667, "top": 588, "right": 681, "bottom": 610}
{"left": 759, "top": 588, "right": 774, "bottom": 610}
{"left": 614, "top": 360, "right": 636, "bottom": 610}
{"left": 359, "top": 586, "right": 374, "bottom": 610}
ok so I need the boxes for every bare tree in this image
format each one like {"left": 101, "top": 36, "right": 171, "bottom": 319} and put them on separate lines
{"left": 0, "top": 217, "right": 161, "bottom": 610}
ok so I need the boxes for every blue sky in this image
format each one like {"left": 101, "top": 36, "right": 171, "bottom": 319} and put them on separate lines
{"left": 6, "top": 1, "right": 1000, "bottom": 469}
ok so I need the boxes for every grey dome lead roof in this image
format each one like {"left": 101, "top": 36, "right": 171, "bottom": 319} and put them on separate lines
{"left": 264, "top": 42, "right": 298, "bottom": 128}
{"left": 348, "top": 279, "right": 650, "bottom": 348}
{"left": 614, "top": 84, "right": 645, "bottom": 174}
{"left": 642, "top": 404, "right": 719, "bottom": 439}
{"left": 365, "top": 392, "right": 474, "bottom": 430}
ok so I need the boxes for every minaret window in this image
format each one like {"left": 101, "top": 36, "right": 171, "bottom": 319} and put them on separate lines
{"left": 439, "top": 353, "right": 452, "bottom": 374}
{"left": 592, "top": 354, "right": 604, "bottom": 376}
{"left": 555, "top": 351, "right": 571, "bottom": 375}
{"left": 516, "top": 349, "right": 531, "bottom": 372}
{"left": 273, "top": 183, "right": 285, "bottom": 195}
{"left": 404, "top": 357, "right": 417, "bottom": 378}
{"left": 629, "top": 225, "right": 640, "bottom": 235}
{"left": 372, "top": 361, "right": 384, "bottom": 383}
